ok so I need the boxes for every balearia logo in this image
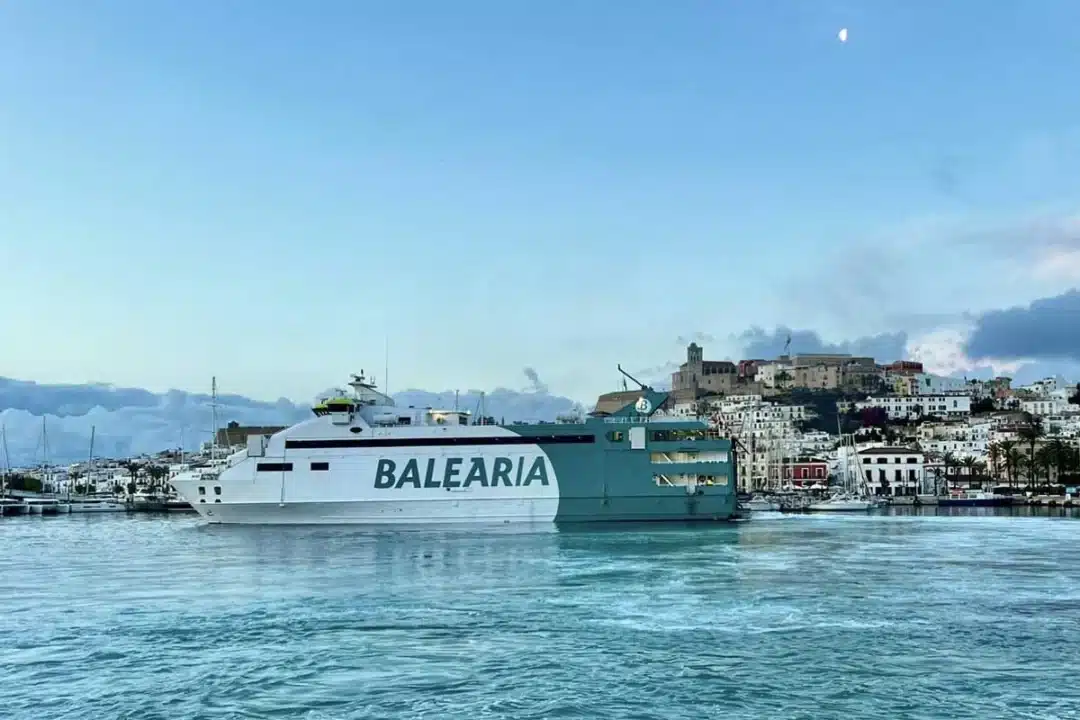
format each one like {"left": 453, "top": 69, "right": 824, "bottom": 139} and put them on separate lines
{"left": 374, "top": 456, "right": 550, "bottom": 489}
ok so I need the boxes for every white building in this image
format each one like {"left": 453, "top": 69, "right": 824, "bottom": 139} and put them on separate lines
{"left": 854, "top": 394, "right": 971, "bottom": 421}
{"left": 857, "top": 446, "right": 925, "bottom": 497}
{"left": 1020, "top": 377, "right": 1063, "bottom": 396}
{"left": 1042, "top": 415, "right": 1080, "bottom": 438}
{"left": 914, "top": 373, "right": 969, "bottom": 395}
{"left": 755, "top": 363, "right": 790, "bottom": 389}
{"left": 1020, "top": 398, "right": 1070, "bottom": 417}
{"left": 917, "top": 419, "right": 992, "bottom": 459}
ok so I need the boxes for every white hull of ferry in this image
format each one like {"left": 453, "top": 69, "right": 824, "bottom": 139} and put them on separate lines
{"left": 171, "top": 428, "right": 563, "bottom": 526}
{"left": 191, "top": 497, "right": 561, "bottom": 525}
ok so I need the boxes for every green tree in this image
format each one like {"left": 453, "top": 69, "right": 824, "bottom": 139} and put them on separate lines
{"left": 987, "top": 442, "right": 1002, "bottom": 480}
{"left": 940, "top": 451, "right": 957, "bottom": 493}
{"left": 959, "top": 456, "right": 979, "bottom": 487}
{"left": 1017, "top": 418, "right": 1044, "bottom": 491}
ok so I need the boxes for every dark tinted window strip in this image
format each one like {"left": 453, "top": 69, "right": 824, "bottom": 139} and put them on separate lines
{"left": 285, "top": 434, "right": 595, "bottom": 450}
{"left": 256, "top": 462, "right": 293, "bottom": 472}
{"left": 310, "top": 462, "right": 329, "bottom": 471}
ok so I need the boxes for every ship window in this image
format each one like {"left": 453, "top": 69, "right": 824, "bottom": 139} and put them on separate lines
{"left": 311, "top": 462, "right": 329, "bottom": 471}
{"left": 607, "top": 431, "right": 625, "bottom": 442}
{"left": 198, "top": 486, "right": 205, "bottom": 495}
{"left": 214, "top": 486, "right": 222, "bottom": 495}
{"left": 397, "top": 417, "right": 411, "bottom": 425}
{"left": 256, "top": 462, "right": 293, "bottom": 472}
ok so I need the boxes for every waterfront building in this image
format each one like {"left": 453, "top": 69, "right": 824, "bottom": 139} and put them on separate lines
{"left": 857, "top": 446, "right": 924, "bottom": 497}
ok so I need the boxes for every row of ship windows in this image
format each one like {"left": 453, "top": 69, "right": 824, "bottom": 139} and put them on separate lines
{"left": 197, "top": 486, "right": 222, "bottom": 503}
{"left": 256, "top": 462, "right": 327, "bottom": 472}
{"left": 606, "top": 430, "right": 714, "bottom": 443}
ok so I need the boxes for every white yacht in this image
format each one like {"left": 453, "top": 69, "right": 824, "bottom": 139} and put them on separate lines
{"left": 69, "top": 496, "right": 126, "bottom": 513}
{"left": 807, "top": 493, "right": 880, "bottom": 512}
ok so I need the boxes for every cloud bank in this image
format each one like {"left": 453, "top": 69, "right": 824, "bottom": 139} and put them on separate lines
{"left": 0, "top": 373, "right": 583, "bottom": 467}
{"left": 965, "top": 289, "right": 1080, "bottom": 362}
{"left": 735, "top": 327, "right": 908, "bottom": 363}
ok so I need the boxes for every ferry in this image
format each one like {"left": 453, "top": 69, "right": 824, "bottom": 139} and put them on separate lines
{"left": 169, "top": 368, "right": 738, "bottom": 525}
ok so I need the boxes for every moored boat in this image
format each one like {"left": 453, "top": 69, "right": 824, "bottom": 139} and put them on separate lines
{"left": 807, "top": 493, "right": 880, "bottom": 512}
{"left": 0, "top": 498, "right": 28, "bottom": 516}
{"left": 69, "top": 496, "right": 126, "bottom": 513}
{"left": 744, "top": 494, "right": 782, "bottom": 512}
{"left": 25, "top": 497, "right": 60, "bottom": 515}
{"left": 170, "top": 368, "right": 739, "bottom": 525}
{"left": 938, "top": 490, "right": 1013, "bottom": 507}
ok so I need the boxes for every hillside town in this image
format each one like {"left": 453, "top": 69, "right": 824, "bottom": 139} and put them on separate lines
{"left": 597, "top": 343, "right": 1080, "bottom": 505}
{"left": 3, "top": 343, "right": 1079, "bottom": 514}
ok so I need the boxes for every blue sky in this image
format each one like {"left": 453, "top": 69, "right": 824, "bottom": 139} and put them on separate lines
{"left": 2, "top": 0, "right": 1079, "bottom": 403}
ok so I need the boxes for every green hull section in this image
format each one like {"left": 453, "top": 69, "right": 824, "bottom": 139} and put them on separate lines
{"left": 510, "top": 389, "right": 738, "bottom": 523}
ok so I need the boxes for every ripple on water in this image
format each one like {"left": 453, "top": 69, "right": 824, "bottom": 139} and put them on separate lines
{"left": 1, "top": 511, "right": 1080, "bottom": 719}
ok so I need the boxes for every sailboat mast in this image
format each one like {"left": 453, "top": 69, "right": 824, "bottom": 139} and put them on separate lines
{"left": 211, "top": 376, "right": 218, "bottom": 463}
{"left": 87, "top": 426, "right": 95, "bottom": 496}
{"left": 42, "top": 416, "right": 50, "bottom": 493}
{"left": 1, "top": 424, "right": 8, "bottom": 497}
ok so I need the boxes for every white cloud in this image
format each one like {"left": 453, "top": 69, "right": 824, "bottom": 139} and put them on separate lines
{"left": 905, "top": 326, "right": 1023, "bottom": 378}
{"left": 1031, "top": 247, "right": 1080, "bottom": 282}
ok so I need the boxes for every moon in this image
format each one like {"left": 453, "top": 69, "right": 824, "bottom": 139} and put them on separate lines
{"left": 838, "top": 28, "right": 848, "bottom": 43}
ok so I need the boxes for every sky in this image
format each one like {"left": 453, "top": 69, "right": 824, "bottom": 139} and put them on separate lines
{"left": 2, "top": 0, "right": 1080, "bottom": 404}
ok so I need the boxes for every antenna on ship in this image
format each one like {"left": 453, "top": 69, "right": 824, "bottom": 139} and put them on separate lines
{"left": 616, "top": 364, "right": 650, "bottom": 391}
{"left": 384, "top": 335, "right": 389, "bottom": 397}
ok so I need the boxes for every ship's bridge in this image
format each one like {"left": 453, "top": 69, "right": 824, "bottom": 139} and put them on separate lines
{"left": 348, "top": 372, "right": 395, "bottom": 407}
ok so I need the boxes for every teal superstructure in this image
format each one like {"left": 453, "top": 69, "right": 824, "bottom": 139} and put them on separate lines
{"left": 512, "top": 373, "right": 738, "bottom": 523}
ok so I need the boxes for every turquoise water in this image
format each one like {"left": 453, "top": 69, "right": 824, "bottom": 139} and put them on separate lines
{"left": 2, "top": 510, "right": 1079, "bottom": 719}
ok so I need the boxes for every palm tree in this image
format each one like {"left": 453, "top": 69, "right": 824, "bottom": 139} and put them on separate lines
{"left": 68, "top": 469, "right": 83, "bottom": 495}
{"left": 1018, "top": 417, "right": 1045, "bottom": 491}
{"left": 959, "top": 456, "right": 979, "bottom": 489}
{"left": 121, "top": 460, "right": 141, "bottom": 494}
{"left": 1047, "top": 439, "right": 1072, "bottom": 487}
{"left": 987, "top": 442, "right": 1002, "bottom": 481}
{"left": 999, "top": 440, "right": 1017, "bottom": 489}
{"left": 1004, "top": 447, "right": 1023, "bottom": 492}
{"left": 140, "top": 464, "right": 166, "bottom": 491}
{"left": 1015, "top": 455, "right": 1034, "bottom": 492}
{"left": 924, "top": 450, "right": 942, "bottom": 494}
{"left": 940, "top": 451, "right": 957, "bottom": 494}
{"left": 1033, "top": 446, "right": 1054, "bottom": 492}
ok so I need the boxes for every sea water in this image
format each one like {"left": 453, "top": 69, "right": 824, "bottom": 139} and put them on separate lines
{"left": 1, "top": 509, "right": 1079, "bottom": 719}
